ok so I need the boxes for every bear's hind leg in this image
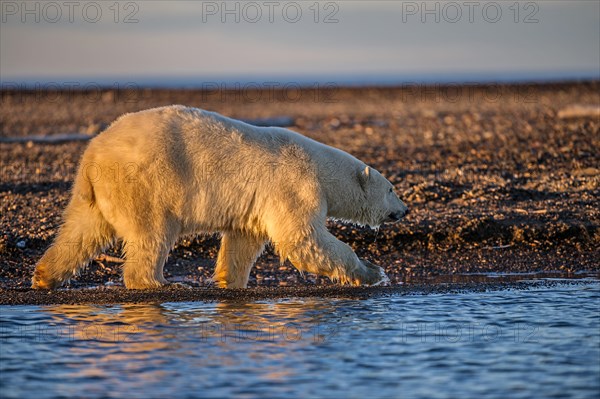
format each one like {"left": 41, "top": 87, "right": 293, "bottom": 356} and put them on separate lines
{"left": 122, "top": 238, "right": 172, "bottom": 289}
{"left": 214, "top": 232, "right": 266, "bottom": 288}
{"left": 32, "top": 195, "right": 115, "bottom": 289}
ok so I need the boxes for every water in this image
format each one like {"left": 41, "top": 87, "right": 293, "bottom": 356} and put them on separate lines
{"left": 1, "top": 281, "right": 599, "bottom": 399}
{"left": 7, "top": 71, "right": 600, "bottom": 90}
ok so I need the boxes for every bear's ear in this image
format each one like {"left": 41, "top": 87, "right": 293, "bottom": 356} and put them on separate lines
{"left": 358, "top": 166, "right": 370, "bottom": 191}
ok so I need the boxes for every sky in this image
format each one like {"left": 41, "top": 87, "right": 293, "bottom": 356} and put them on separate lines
{"left": 1, "top": 0, "right": 599, "bottom": 86}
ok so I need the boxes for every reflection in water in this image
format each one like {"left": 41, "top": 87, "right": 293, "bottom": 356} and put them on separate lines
{"left": 33, "top": 300, "right": 341, "bottom": 395}
{"left": 1, "top": 281, "right": 599, "bottom": 399}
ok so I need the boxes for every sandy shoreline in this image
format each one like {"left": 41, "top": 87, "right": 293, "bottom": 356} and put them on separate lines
{"left": 1, "top": 82, "right": 598, "bottom": 295}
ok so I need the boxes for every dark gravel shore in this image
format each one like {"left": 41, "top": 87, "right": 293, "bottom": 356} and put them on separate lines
{"left": 1, "top": 82, "right": 598, "bottom": 297}
{"left": 2, "top": 277, "right": 598, "bottom": 306}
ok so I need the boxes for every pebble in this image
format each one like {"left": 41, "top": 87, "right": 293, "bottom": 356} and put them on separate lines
{"left": 1, "top": 83, "right": 597, "bottom": 291}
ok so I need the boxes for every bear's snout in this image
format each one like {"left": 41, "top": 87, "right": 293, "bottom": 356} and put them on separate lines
{"left": 387, "top": 208, "right": 408, "bottom": 222}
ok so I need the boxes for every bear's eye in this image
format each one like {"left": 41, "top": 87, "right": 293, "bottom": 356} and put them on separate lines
{"left": 389, "top": 188, "right": 393, "bottom": 193}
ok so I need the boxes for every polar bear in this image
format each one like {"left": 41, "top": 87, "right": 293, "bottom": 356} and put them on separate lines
{"left": 32, "top": 106, "right": 408, "bottom": 290}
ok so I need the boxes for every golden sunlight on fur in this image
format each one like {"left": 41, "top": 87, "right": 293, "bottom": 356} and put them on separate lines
{"left": 32, "top": 106, "right": 407, "bottom": 289}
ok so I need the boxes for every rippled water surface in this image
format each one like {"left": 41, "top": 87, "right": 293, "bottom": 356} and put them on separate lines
{"left": 1, "top": 281, "right": 599, "bottom": 399}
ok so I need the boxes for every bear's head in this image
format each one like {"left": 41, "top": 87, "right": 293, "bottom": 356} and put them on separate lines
{"left": 357, "top": 165, "right": 408, "bottom": 227}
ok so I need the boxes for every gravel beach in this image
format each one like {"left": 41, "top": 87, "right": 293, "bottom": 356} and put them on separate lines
{"left": 1, "top": 82, "right": 598, "bottom": 300}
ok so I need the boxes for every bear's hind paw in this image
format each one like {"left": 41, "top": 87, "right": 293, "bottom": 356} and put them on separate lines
{"left": 31, "top": 262, "right": 59, "bottom": 290}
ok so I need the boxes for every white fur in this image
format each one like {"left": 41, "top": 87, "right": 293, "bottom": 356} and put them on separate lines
{"left": 32, "top": 106, "right": 408, "bottom": 289}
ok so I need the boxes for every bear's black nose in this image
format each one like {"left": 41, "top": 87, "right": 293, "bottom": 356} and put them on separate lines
{"left": 403, "top": 208, "right": 409, "bottom": 216}
{"left": 388, "top": 211, "right": 402, "bottom": 221}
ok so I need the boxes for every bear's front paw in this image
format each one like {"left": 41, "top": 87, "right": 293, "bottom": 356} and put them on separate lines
{"left": 169, "top": 282, "right": 193, "bottom": 289}
{"left": 358, "top": 260, "right": 390, "bottom": 286}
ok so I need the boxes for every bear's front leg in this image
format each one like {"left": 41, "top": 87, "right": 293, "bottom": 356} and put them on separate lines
{"left": 214, "top": 232, "right": 266, "bottom": 288}
{"left": 360, "top": 259, "right": 391, "bottom": 286}
{"left": 279, "top": 227, "right": 389, "bottom": 286}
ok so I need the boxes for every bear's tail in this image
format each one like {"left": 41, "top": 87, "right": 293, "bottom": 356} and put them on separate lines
{"left": 32, "top": 171, "right": 115, "bottom": 289}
